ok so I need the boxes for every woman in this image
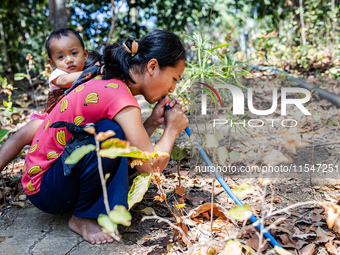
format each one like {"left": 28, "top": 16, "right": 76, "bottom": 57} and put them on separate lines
{"left": 22, "top": 30, "right": 188, "bottom": 244}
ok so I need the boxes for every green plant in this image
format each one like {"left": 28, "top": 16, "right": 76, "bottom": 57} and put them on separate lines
{"left": 180, "top": 33, "right": 248, "bottom": 96}
{"left": 0, "top": 129, "right": 9, "bottom": 145}
{"left": 171, "top": 145, "right": 188, "bottom": 187}
{"left": 0, "top": 76, "right": 20, "bottom": 121}
{"left": 178, "top": 34, "right": 249, "bottom": 136}
{"left": 328, "top": 67, "right": 340, "bottom": 79}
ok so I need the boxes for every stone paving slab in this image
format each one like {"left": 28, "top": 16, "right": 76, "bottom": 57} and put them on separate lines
{"left": 0, "top": 204, "right": 139, "bottom": 255}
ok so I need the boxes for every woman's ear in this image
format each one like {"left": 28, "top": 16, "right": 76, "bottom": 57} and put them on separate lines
{"left": 48, "top": 58, "right": 56, "bottom": 69}
{"left": 147, "top": 58, "right": 159, "bottom": 76}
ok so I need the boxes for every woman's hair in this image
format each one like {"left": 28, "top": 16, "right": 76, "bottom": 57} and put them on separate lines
{"left": 84, "top": 50, "right": 102, "bottom": 70}
{"left": 103, "top": 30, "right": 186, "bottom": 83}
{"left": 46, "top": 28, "right": 85, "bottom": 59}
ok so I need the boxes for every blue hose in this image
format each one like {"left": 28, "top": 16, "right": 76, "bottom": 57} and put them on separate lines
{"left": 167, "top": 106, "right": 282, "bottom": 248}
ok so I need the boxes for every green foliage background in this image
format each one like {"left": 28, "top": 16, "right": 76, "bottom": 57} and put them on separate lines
{"left": 0, "top": 0, "right": 339, "bottom": 76}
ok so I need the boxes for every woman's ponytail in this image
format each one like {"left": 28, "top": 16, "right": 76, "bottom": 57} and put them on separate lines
{"left": 103, "top": 30, "right": 186, "bottom": 83}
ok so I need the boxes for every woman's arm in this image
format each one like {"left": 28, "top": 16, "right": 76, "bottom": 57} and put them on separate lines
{"left": 114, "top": 104, "right": 188, "bottom": 174}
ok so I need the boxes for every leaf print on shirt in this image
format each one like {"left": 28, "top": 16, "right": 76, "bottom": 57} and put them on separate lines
{"left": 84, "top": 92, "right": 99, "bottom": 106}
{"left": 60, "top": 99, "right": 68, "bottom": 113}
{"left": 56, "top": 130, "right": 66, "bottom": 145}
{"left": 105, "top": 83, "right": 119, "bottom": 89}
{"left": 94, "top": 75, "right": 102, "bottom": 80}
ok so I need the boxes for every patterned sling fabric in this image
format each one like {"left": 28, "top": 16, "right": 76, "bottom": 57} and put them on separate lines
{"left": 45, "top": 88, "right": 67, "bottom": 113}
{"left": 65, "top": 65, "right": 105, "bottom": 95}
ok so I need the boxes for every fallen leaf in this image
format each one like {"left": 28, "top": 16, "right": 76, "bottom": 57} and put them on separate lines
{"left": 274, "top": 246, "right": 293, "bottom": 255}
{"left": 214, "top": 187, "right": 224, "bottom": 196}
{"left": 325, "top": 242, "right": 338, "bottom": 255}
{"left": 273, "top": 197, "right": 282, "bottom": 203}
{"left": 222, "top": 239, "right": 242, "bottom": 255}
{"left": 9, "top": 201, "right": 24, "bottom": 208}
{"left": 140, "top": 207, "right": 154, "bottom": 215}
{"left": 324, "top": 202, "right": 340, "bottom": 232}
{"left": 137, "top": 237, "right": 150, "bottom": 245}
{"left": 0, "top": 236, "right": 5, "bottom": 243}
{"left": 228, "top": 204, "right": 252, "bottom": 221}
{"left": 188, "top": 203, "right": 229, "bottom": 221}
{"left": 229, "top": 150, "right": 240, "bottom": 162}
{"left": 205, "top": 134, "right": 219, "bottom": 148}
{"left": 300, "top": 243, "right": 316, "bottom": 255}
{"left": 174, "top": 185, "right": 185, "bottom": 196}
{"left": 241, "top": 244, "right": 256, "bottom": 255}
{"left": 232, "top": 184, "right": 256, "bottom": 197}
{"left": 243, "top": 228, "right": 269, "bottom": 252}
{"left": 217, "top": 147, "right": 229, "bottom": 165}
{"left": 277, "top": 234, "right": 299, "bottom": 249}
{"left": 173, "top": 220, "right": 189, "bottom": 246}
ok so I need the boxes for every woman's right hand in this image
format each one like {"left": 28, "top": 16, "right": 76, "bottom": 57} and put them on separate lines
{"left": 164, "top": 102, "right": 189, "bottom": 134}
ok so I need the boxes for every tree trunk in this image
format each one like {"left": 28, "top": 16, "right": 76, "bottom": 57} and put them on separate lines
{"left": 299, "top": 0, "right": 306, "bottom": 45}
{"left": 131, "top": 0, "right": 139, "bottom": 38}
{"left": 0, "top": 13, "right": 10, "bottom": 72}
{"left": 48, "top": 0, "right": 69, "bottom": 30}
{"left": 107, "top": 0, "right": 116, "bottom": 44}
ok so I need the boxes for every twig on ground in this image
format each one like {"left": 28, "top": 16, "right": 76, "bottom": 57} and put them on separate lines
{"left": 266, "top": 201, "right": 321, "bottom": 218}
{"left": 142, "top": 212, "right": 193, "bottom": 247}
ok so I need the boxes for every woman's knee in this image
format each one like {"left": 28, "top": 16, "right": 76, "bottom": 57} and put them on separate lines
{"left": 95, "top": 119, "right": 125, "bottom": 139}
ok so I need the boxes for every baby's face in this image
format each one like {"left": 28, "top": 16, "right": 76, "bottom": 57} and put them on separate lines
{"left": 48, "top": 33, "right": 88, "bottom": 73}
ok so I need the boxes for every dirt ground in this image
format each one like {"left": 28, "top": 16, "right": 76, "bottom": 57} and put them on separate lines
{"left": 1, "top": 71, "right": 340, "bottom": 254}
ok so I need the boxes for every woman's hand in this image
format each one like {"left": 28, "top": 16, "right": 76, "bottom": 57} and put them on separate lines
{"left": 144, "top": 96, "right": 181, "bottom": 136}
{"left": 164, "top": 101, "right": 189, "bottom": 134}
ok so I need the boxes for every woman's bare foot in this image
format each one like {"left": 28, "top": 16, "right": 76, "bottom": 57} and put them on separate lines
{"left": 69, "top": 215, "right": 114, "bottom": 244}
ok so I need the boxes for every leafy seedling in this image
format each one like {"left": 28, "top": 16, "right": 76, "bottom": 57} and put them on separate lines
{"left": 171, "top": 145, "right": 188, "bottom": 186}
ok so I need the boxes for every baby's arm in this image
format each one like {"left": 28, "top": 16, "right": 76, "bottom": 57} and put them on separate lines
{"left": 0, "top": 119, "right": 43, "bottom": 171}
{"left": 51, "top": 71, "right": 83, "bottom": 88}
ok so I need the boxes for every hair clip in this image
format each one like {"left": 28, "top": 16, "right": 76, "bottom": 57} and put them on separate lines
{"left": 123, "top": 41, "right": 138, "bottom": 55}
{"left": 123, "top": 43, "right": 132, "bottom": 54}
{"left": 131, "top": 41, "right": 138, "bottom": 54}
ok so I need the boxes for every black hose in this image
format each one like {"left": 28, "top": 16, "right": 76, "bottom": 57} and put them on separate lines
{"left": 249, "top": 65, "right": 340, "bottom": 108}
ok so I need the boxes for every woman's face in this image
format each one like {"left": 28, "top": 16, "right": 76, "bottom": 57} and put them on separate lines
{"left": 142, "top": 59, "right": 185, "bottom": 104}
